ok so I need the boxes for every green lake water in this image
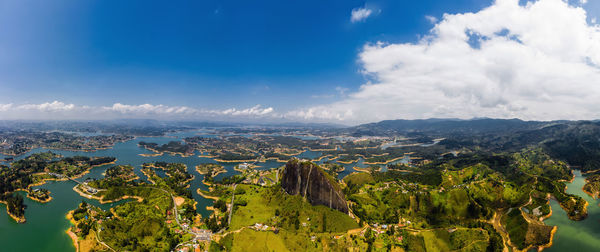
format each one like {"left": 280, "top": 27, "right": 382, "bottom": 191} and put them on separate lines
{"left": 0, "top": 133, "right": 376, "bottom": 251}
{"left": 544, "top": 170, "right": 600, "bottom": 251}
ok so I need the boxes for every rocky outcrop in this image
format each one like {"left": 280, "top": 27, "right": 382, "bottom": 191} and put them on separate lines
{"left": 281, "top": 159, "right": 349, "bottom": 213}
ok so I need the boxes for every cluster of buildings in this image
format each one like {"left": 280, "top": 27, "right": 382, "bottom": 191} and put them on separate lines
{"left": 48, "top": 172, "right": 65, "bottom": 179}
{"left": 251, "top": 223, "right": 278, "bottom": 233}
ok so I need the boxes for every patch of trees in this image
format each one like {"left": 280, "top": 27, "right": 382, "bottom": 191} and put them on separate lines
{"left": 138, "top": 141, "right": 194, "bottom": 155}
{"left": 217, "top": 153, "right": 257, "bottom": 161}
{"left": 2, "top": 193, "right": 26, "bottom": 218}
{"left": 213, "top": 199, "right": 227, "bottom": 213}
{"left": 204, "top": 215, "right": 228, "bottom": 233}
{"left": 372, "top": 169, "right": 442, "bottom": 186}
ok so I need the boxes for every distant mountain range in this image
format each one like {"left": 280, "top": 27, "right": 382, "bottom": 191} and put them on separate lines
{"left": 345, "top": 118, "right": 600, "bottom": 171}
{"left": 345, "top": 118, "right": 572, "bottom": 136}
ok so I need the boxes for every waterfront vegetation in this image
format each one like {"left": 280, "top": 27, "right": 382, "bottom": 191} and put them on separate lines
{"left": 138, "top": 141, "right": 195, "bottom": 156}
{"left": 583, "top": 173, "right": 600, "bottom": 198}
{"left": 195, "top": 163, "right": 225, "bottom": 175}
{"left": 69, "top": 162, "right": 199, "bottom": 251}
{"left": 0, "top": 130, "right": 133, "bottom": 156}
{"left": 0, "top": 152, "right": 115, "bottom": 221}
{"left": 4, "top": 120, "right": 600, "bottom": 251}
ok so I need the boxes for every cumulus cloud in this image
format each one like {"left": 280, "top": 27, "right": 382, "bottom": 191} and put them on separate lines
{"left": 351, "top": 7, "right": 374, "bottom": 23}
{"left": 291, "top": 0, "right": 600, "bottom": 123}
{"left": 221, "top": 105, "right": 274, "bottom": 116}
{"left": 0, "top": 101, "right": 276, "bottom": 120}
{"left": 18, "top": 101, "right": 76, "bottom": 112}
{"left": 104, "top": 103, "right": 197, "bottom": 115}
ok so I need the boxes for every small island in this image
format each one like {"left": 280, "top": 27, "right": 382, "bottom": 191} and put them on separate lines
{"left": 196, "top": 163, "right": 226, "bottom": 176}
{"left": 138, "top": 141, "right": 195, "bottom": 157}
{"left": 583, "top": 173, "right": 600, "bottom": 198}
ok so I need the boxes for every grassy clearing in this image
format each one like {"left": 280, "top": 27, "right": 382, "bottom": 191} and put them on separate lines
{"left": 229, "top": 184, "right": 358, "bottom": 233}
{"left": 343, "top": 172, "right": 375, "bottom": 186}
{"left": 227, "top": 229, "right": 289, "bottom": 252}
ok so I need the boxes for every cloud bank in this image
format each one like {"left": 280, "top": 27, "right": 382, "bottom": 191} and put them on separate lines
{"left": 0, "top": 101, "right": 276, "bottom": 121}
{"left": 292, "top": 0, "right": 600, "bottom": 123}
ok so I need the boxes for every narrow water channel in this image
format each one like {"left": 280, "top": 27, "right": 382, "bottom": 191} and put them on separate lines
{"left": 544, "top": 170, "right": 600, "bottom": 251}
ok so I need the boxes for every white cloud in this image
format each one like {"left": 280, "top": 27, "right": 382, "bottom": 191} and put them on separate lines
{"left": 351, "top": 7, "right": 373, "bottom": 23}
{"left": 0, "top": 103, "right": 13, "bottom": 112}
{"left": 18, "top": 101, "right": 75, "bottom": 112}
{"left": 221, "top": 105, "right": 274, "bottom": 116}
{"left": 290, "top": 0, "right": 600, "bottom": 124}
{"left": 104, "top": 103, "right": 196, "bottom": 115}
{"left": 425, "top": 15, "right": 438, "bottom": 24}
{"left": 0, "top": 102, "right": 276, "bottom": 120}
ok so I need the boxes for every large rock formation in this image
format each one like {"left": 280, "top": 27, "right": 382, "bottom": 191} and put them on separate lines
{"left": 281, "top": 159, "right": 349, "bottom": 213}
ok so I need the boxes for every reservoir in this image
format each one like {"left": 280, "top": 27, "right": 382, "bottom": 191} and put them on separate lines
{"left": 544, "top": 170, "right": 600, "bottom": 251}
{"left": 0, "top": 134, "right": 373, "bottom": 251}
{"left": 2, "top": 133, "right": 585, "bottom": 252}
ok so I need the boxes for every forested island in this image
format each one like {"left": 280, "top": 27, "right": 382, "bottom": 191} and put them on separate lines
{"left": 69, "top": 162, "right": 199, "bottom": 251}
{"left": 138, "top": 141, "right": 195, "bottom": 157}
{"left": 0, "top": 152, "right": 116, "bottom": 222}
{"left": 196, "top": 163, "right": 226, "bottom": 176}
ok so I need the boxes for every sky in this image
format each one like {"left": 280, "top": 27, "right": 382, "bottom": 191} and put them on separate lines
{"left": 1, "top": 0, "right": 600, "bottom": 124}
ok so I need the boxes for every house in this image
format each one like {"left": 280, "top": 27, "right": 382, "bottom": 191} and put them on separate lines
{"left": 195, "top": 229, "right": 212, "bottom": 241}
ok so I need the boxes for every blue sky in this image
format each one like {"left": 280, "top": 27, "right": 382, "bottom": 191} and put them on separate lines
{"left": 1, "top": 0, "right": 600, "bottom": 123}
{"left": 0, "top": 0, "right": 491, "bottom": 108}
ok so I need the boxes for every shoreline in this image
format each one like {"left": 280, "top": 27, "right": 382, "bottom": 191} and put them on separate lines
{"left": 308, "top": 145, "right": 340, "bottom": 152}
{"left": 337, "top": 159, "right": 360, "bottom": 164}
{"left": 353, "top": 166, "right": 382, "bottom": 173}
{"left": 214, "top": 158, "right": 258, "bottom": 163}
{"left": 65, "top": 210, "right": 79, "bottom": 252}
{"left": 311, "top": 154, "right": 335, "bottom": 162}
{"left": 195, "top": 164, "right": 226, "bottom": 176}
{"left": 198, "top": 154, "right": 217, "bottom": 158}
{"left": 538, "top": 226, "right": 558, "bottom": 252}
{"left": 197, "top": 188, "right": 220, "bottom": 201}
{"left": 263, "top": 157, "right": 290, "bottom": 163}
{"left": 73, "top": 185, "right": 143, "bottom": 204}
{"left": 139, "top": 153, "right": 162, "bottom": 157}
{"left": 582, "top": 185, "right": 597, "bottom": 199}
{"left": 141, "top": 168, "right": 156, "bottom": 184}
{"left": 363, "top": 156, "right": 405, "bottom": 165}
{"left": 0, "top": 200, "right": 26, "bottom": 223}
{"left": 137, "top": 145, "right": 195, "bottom": 158}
